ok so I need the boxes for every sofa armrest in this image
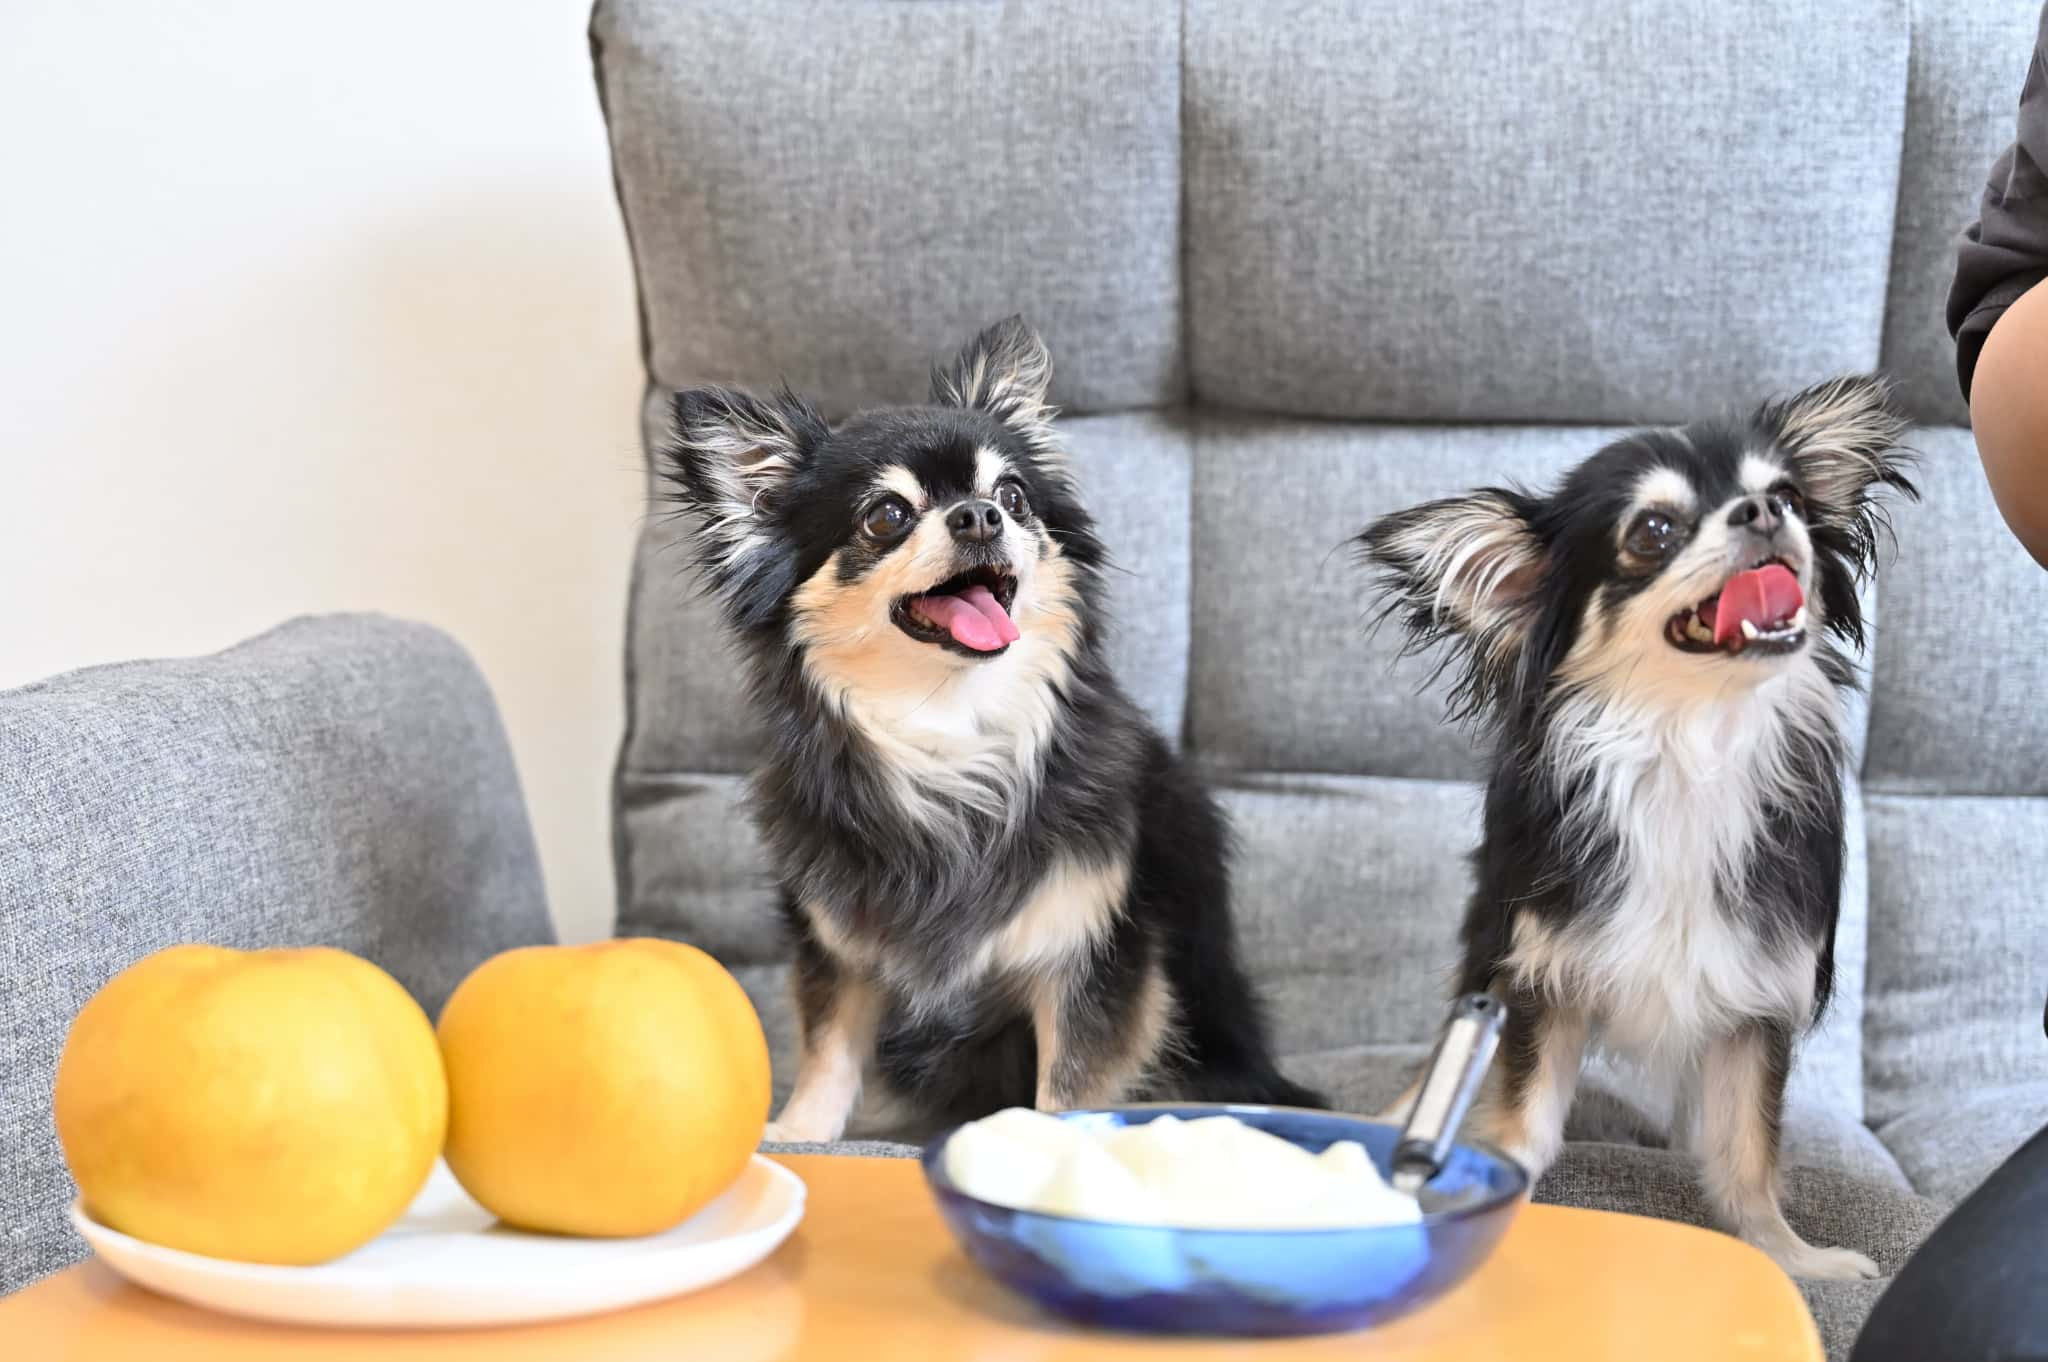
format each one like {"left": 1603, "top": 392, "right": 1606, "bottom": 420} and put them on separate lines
{"left": 0, "top": 614, "right": 554, "bottom": 1292}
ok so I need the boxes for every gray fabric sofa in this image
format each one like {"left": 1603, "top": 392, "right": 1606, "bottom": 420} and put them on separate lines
{"left": 592, "top": 0, "right": 2048, "bottom": 1353}
{"left": 0, "top": 616, "right": 555, "bottom": 1294}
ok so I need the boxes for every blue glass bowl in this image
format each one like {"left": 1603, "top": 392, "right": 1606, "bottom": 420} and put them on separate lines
{"left": 921, "top": 1104, "right": 1526, "bottom": 1336}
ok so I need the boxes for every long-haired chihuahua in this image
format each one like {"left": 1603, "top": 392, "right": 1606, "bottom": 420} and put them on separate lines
{"left": 1358, "top": 376, "right": 1915, "bottom": 1279}
{"left": 662, "top": 317, "right": 1320, "bottom": 1144}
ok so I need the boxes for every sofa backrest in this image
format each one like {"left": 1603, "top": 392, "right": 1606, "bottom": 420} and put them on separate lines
{"left": 594, "top": 0, "right": 2048, "bottom": 1129}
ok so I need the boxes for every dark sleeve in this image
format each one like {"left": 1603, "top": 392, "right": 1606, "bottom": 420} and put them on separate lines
{"left": 1949, "top": 3, "right": 2048, "bottom": 402}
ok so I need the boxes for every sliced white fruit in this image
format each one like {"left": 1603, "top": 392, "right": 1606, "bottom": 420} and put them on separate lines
{"left": 1740, "top": 619, "right": 1759, "bottom": 640}
{"left": 946, "top": 1109, "right": 1421, "bottom": 1229}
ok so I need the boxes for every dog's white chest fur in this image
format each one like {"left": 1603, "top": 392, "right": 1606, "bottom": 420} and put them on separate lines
{"left": 1512, "top": 668, "right": 1835, "bottom": 1059}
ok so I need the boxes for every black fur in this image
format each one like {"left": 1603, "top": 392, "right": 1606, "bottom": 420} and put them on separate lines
{"left": 663, "top": 318, "right": 1319, "bottom": 1131}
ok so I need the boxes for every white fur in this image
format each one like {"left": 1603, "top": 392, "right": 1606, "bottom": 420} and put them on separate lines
{"left": 1737, "top": 452, "right": 1786, "bottom": 494}
{"left": 933, "top": 326, "right": 1061, "bottom": 455}
{"left": 1512, "top": 670, "right": 1833, "bottom": 1063}
{"left": 766, "top": 976, "right": 877, "bottom": 1144}
{"left": 672, "top": 398, "right": 807, "bottom": 577}
{"left": 974, "top": 446, "right": 1009, "bottom": 495}
{"left": 1379, "top": 492, "right": 1542, "bottom": 656}
{"left": 876, "top": 466, "right": 926, "bottom": 507}
{"left": 1772, "top": 375, "right": 1907, "bottom": 512}
{"left": 1630, "top": 466, "right": 1698, "bottom": 517}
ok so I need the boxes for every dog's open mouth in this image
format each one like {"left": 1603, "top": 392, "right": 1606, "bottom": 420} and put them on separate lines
{"left": 1665, "top": 557, "right": 1808, "bottom": 657}
{"left": 892, "top": 566, "right": 1020, "bottom": 656}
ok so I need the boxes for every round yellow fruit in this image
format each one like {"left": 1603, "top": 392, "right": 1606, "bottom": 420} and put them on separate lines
{"left": 436, "top": 939, "right": 771, "bottom": 1237}
{"left": 54, "top": 945, "right": 447, "bottom": 1265}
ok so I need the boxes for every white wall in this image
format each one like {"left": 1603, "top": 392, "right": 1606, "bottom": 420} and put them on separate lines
{"left": 0, "top": 0, "right": 644, "bottom": 943}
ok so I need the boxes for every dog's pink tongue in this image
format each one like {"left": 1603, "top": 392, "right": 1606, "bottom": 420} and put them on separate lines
{"left": 914, "top": 584, "right": 1019, "bottom": 651}
{"left": 1711, "top": 564, "right": 1804, "bottom": 646}
{"left": 959, "top": 584, "right": 1022, "bottom": 644}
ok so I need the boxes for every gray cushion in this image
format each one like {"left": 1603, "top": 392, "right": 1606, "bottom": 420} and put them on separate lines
{"left": 1864, "top": 794, "right": 2048, "bottom": 1129}
{"left": 1864, "top": 427, "right": 2048, "bottom": 796}
{"left": 1184, "top": 0, "right": 1907, "bottom": 422}
{"left": 1220, "top": 776, "right": 1482, "bottom": 1054}
{"left": 1189, "top": 419, "right": 1620, "bottom": 780}
{"left": 1876, "top": 1082, "right": 2048, "bottom": 1206}
{"left": 591, "top": 0, "right": 1185, "bottom": 420}
{"left": 0, "top": 615, "right": 553, "bottom": 1293}
{"left": 1881, "top": 1, "right": 2044, "bottom": 425}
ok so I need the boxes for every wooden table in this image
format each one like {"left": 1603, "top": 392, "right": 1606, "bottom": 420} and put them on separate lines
{"left": 2, "top": 1154, "right": 1821, "bottom": 1360}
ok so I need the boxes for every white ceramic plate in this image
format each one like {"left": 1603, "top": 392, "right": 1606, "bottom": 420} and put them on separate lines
{"left": 70, "top": 1155, "right": 805, "bottom": 1328}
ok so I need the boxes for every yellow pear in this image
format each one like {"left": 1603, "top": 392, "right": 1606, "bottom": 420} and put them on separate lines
{"left": 436, "top": 939, "right": 770, "bottom": 1236}
{"left": 55, "top": 945, "right": 446, "bottom": 1264}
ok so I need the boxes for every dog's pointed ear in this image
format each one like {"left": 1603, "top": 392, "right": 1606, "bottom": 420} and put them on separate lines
{"left": 1356, "top": 489, "right": 1546, "bottom": 719}
{"left": 1759, "top": 374, "right": 1918, "bottom": 564}
{"left": 930, "top": 316, "right": 1057, "bottom": 452}
{"left": 661, "top": 383, "right": 826, "bottom": 625}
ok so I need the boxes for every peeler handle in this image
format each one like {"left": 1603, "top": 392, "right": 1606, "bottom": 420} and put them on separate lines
{"left": 1392, "top": 993, "right": 1506, "bottom": 1193}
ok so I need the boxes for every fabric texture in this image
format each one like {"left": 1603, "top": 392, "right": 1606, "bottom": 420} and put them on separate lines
{"left": 1864, "top": 794, "right": 2048, "bottom": 1129}
{"left": 1875, "top": 1082, "right": 2048, "bottom": 1206}
{"left": 0, "top": 615, "right": 553, "bottom": 1293}
{"left": 1183, "top": 0, "right": 1908, "bottom": 423}
{"left": 590, "top": 0, "right": 1185, "bottom": 420}
{"left": 1863, "top": 428, "right": 2048, "bottom": 794}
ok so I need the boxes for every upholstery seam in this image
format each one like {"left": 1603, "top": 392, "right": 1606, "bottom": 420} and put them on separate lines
{"left": 1176, "top": 0, "right": 1199, "bottom": 752}
{"left": 1873, "top": 0, "right": 1916, "bottom": 391}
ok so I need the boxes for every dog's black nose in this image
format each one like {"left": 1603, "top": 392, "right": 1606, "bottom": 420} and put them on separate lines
{"left": 947, "top": 499, "right": 1003, "bottom": 544}
{"left": 1726, "top": 492, "right": 1793, "bottom": 534}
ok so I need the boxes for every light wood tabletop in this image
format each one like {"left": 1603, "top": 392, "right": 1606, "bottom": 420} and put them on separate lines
{"left": 1, "top": 1153, "right": 1822, "bottom": 1361}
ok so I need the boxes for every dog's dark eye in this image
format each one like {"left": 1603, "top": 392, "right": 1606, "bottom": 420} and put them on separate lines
{"left": 1625, "top": 510, "right": 1679, "bottom": 559}
{"left": 860, "top": 495, "right": 913, "bottom": 541}
{"left": 1770, "top": 481, "right": 1807, "bottom": 520}
{"left": 996, "top": 478, "right": 1029, "bottom": 519}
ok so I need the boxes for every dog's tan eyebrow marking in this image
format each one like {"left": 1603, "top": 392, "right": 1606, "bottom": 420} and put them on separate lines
{"left": 1630, "top": 466, "right": 1696, "bottom": 517}
{"left": 974, "top": 446, "right": 1009, "bottom": 496}
{"left": 875, "top": 466, "right": 924, "bottom": 506}
{"left": 1739, "top": 453, "right": 1787, "bottom": 494}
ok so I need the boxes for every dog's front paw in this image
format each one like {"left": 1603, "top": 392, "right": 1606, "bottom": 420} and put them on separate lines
{"left": 761, "top": 1121, "right": 811, "bottom": 1146}
{"left": 1773, "top": 1243, "right": 1880, "bottom": 1281}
